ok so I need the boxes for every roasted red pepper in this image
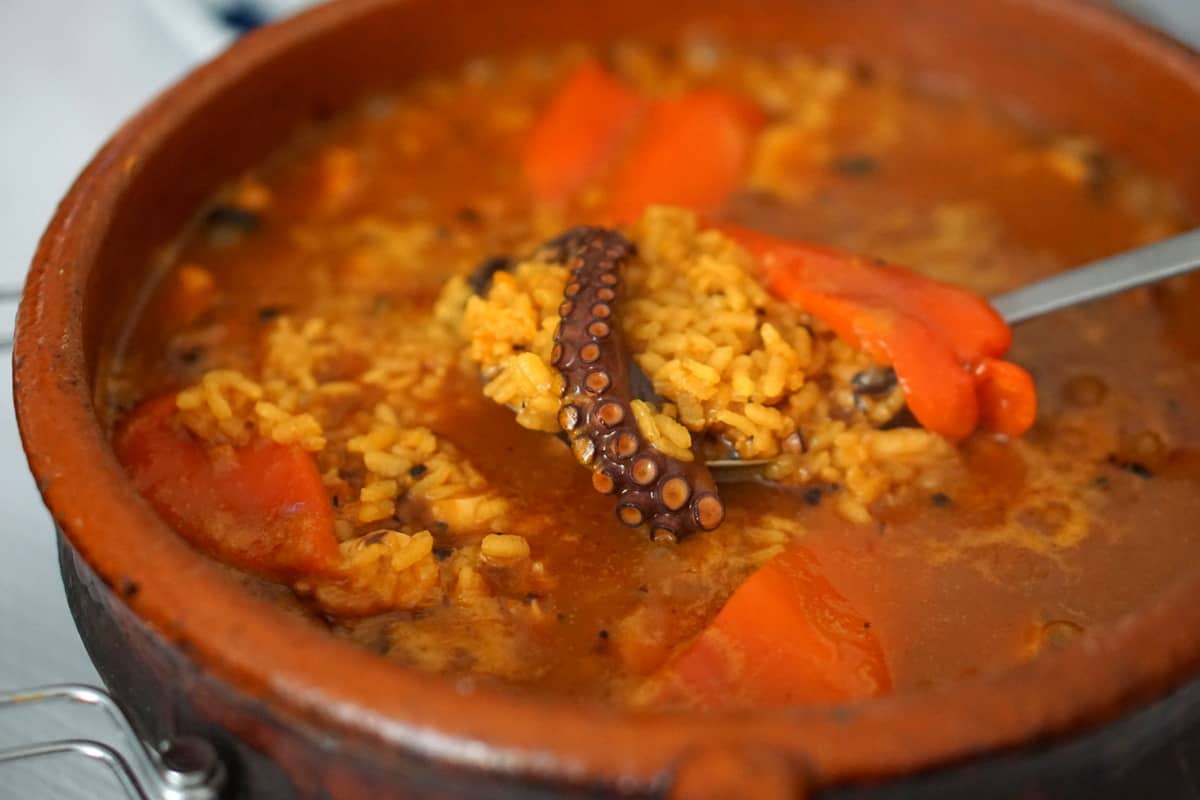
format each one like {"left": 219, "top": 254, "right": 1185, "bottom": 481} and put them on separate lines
{"left": 523, "top": 62, "right": 763, "bottom": 219}
{"left": 717, "top": 225, "right": 1036, "bottom": 440}
{"left": 638, "top": 545, "right": 891, "bottom": 710}
{"left": 975, "top": 357, "right": 1038, "bottom": 438}
{"left": 522, "top": 60, "right": 644, "bottom": 203}
{"left": 606, "top": 89, "right": 765, "bottom": 222}
{"left": 114, "top": 394, "right": 340, "bottom": 579}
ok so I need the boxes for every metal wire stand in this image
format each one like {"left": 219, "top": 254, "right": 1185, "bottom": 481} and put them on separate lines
{"left": 0, "top": 684, "right": 225, "bottom": 799}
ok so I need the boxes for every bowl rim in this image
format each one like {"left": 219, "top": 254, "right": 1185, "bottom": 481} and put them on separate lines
{"left": 15, "top": 0, "right": 1200, "bottom": 790}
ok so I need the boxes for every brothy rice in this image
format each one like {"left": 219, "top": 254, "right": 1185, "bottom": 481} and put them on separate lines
{"left": 168, "top": 202, "right": 958, "bottom": 638}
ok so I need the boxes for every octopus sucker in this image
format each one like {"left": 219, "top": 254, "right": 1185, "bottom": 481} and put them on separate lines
{"left": 541, "top": 226, "right": 725, "bottom": 538}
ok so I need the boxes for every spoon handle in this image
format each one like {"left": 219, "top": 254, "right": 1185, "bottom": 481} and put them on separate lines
{"left": 989, "top": 228, "right": 1200, "bottom": 324}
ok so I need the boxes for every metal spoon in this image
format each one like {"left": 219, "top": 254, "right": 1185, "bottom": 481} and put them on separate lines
{"left": 709, "top": 227, "right": 1200, "bottom": 479}
{"left": 990, "top": 227, "right": 1200, "bottom": 323}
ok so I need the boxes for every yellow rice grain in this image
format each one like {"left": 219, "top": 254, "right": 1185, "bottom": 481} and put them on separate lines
{"left": 480, "top": 533, "right": 531, "bottom": 561}
{"left": 630, "top": 400, "right": 694, "bottom": 462}
{"left": 297, "top": 529, "right": 441, "bottom": 615}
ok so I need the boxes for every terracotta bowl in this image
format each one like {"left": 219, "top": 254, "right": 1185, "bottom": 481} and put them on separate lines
{"left": 15, "top": 0, "right": 1200, "bottom": 797}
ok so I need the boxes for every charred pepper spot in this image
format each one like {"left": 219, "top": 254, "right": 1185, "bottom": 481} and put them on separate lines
{"left": 203, "top": 204, "right": 262, "bottom": 234}
{"left": 256, "top": 305, "right": 283, "bottom": 322}
{"left": 831, "top": 154, "right": 881, "bottom": 176}
{"left": 1108, "top": 454, "right": 1154, "bottom": 479}
{"left": 455, "top": 206, "right": 482, "bottom": 225}
{"left": 852, "top": 366, "right": 897, "bottom": 395}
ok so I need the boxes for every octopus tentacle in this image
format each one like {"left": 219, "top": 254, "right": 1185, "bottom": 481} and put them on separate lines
{"left": 544, "top": 226, "right": 725, "bottom": 540}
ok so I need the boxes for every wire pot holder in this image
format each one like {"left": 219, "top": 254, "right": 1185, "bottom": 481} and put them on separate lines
{"left": 0, "top": 684, "right": 226, "bottom": 799}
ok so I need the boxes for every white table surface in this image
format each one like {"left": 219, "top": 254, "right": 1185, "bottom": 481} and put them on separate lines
{"left": 0, "top": 4, "right": 198, "bottom": 798}
{"left": 0, "top": 1, "right": 1197, "bottom": 797}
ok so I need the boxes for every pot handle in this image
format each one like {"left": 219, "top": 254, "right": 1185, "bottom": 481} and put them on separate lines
{"left": 0, "top": 684, "right": 225, "bottom": 800}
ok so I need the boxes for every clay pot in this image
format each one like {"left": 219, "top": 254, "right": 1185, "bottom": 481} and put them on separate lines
{"left": 15, "top": 0, "right": 1200, "bottom": 797}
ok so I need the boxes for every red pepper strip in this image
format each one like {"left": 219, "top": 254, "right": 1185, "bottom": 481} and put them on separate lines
{"left": 638, "top": 545, "right": 891, "bottom": 710}
{"left": 521, "top": 60, "right": 644, "bottom": 204}
{"left": 975, "top": 357, "right": 1038, "bottom": 438}
{"left": 874, "top": 263, "right": 1011, "bottom": 362}
{"left": 114, "top": 394, "right": 341, "bottom": 579}
{"left": 797, "top": 289, "right": 981, "bottom": 441}
{"left": 720, "top": 225, "right": 1010, "bottom": 362}
{"left": 607, "top": 90, "right": 765, "bottom": 223}
{"left": 716, "top": 224, "right": 1035, "bottom": 439}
